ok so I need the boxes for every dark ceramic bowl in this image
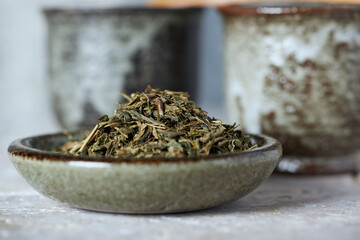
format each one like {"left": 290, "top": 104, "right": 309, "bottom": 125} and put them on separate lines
{"left": 8, "top": 132, "right": 281, "bottom": 213}
{"left": 45, "top": 8, "right": 201, "bottom": 130}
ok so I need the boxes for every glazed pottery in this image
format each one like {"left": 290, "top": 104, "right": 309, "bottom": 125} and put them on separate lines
{"left": 45, "top": 8, "right": 201, "bottom": 130}
{"left": 221, "top": 4, "right": 360, "bottom": 174}
{"left": 8, "top": 132, "right": 281, "bottom": 213}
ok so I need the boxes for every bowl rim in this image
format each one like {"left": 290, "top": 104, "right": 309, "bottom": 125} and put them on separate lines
{"left": 8, "top": 131, "right": 281, "bottom": 165}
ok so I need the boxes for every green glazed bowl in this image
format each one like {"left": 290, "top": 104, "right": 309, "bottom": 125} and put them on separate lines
{"left": 8, "top": 131, "right": 282, "bottom": 214}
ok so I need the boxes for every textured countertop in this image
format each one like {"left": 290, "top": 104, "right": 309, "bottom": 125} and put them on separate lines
{"left": 1, "top": 162, "right": 359, "bottom": 240}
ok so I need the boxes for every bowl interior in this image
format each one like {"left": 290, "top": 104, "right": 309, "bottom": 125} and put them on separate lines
{"left": 10, "top": 130, "right": 276, "bottom": 163}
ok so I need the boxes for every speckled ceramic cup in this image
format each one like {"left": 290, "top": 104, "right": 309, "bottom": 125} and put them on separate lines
{"left": 221, "top": 5, "right": 360, "bottom": 174}
{"left": 8, "top": 131, "right": 281, "bottom": 214}
{"left": 45, "top": 8, "right": 201, "bottom": 130}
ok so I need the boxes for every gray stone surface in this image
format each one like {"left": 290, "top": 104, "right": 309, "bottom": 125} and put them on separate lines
{"left": 1, "top": 165, "right": 360, "bottom": 240}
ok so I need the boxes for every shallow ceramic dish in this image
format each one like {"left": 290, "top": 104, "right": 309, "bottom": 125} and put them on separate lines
{"left": 8, "top": 131, "right": 281, "bottom": 214}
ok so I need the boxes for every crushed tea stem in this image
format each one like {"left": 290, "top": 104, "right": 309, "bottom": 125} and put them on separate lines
{"left": 78, "top": 124, "right": 99, "bottom": 153}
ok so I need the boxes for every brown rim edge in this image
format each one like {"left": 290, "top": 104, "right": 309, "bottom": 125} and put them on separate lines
{"left": 219, "top": 5, "right": 360, "bottom": 15}
{"left": 42, "top": 7, "right": 199, "bottom": 14}
{"left": 149, "top": 0, "right": 360, "bottom": 9}
{"left": 8, "top": 133, "right": 282, "bottom": 165}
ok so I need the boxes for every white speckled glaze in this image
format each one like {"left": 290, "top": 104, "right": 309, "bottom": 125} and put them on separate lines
{"left": 45, "top": 8, "right": 200, "bottom": 130}
{"left": 8, "top": 132, "right": 281, "bottom": 213}
{"left": 221, "top": 5, "right": 360, "bottom": 174}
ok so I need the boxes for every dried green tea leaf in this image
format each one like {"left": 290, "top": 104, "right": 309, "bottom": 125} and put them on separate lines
{"left": 60, "top": 86, "right": 256, "bottom": 159}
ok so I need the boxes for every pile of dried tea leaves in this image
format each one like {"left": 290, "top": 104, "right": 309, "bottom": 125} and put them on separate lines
{"left": 60, "top": 86, "right": 256, "bottom": 158}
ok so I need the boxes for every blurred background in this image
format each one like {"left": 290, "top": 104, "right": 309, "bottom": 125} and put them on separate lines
{"left": 0, "top": 0, "right": 224, "bottom": 176}
{"left": 2, "top": 0, "right": 360, "bottom": 175}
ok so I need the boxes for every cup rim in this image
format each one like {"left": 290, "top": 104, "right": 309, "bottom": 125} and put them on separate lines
{"left": 42, "top": 7, "right": 198, "bottom": 15}
{"left": 219, "top": 4, "right": 360, "bottom": 15}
